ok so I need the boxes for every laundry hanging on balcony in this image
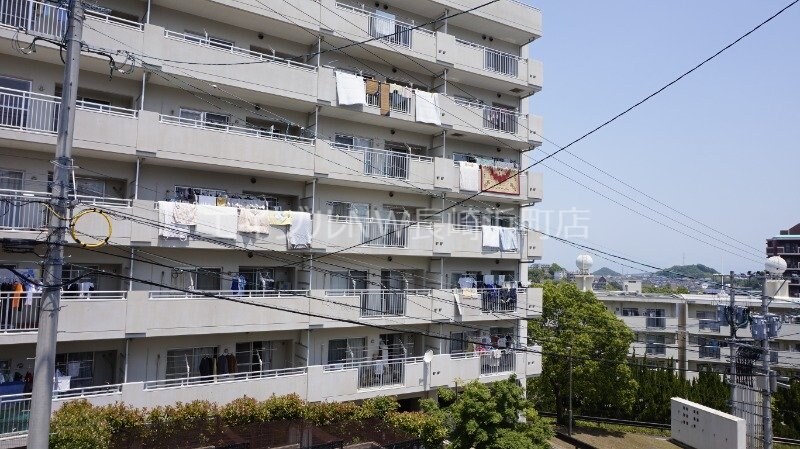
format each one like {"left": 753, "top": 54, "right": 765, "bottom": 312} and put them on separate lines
{"left": 482, "top": 225, "right": 501, "bottom": 249}
{"left": 195, "top": 205, "right": 237, "bottom": 240}
{"left": 458, "top": 161, "right": 481, "bottom": 192}
{"left": 288, "top": 212, "right": 312, "bottom": 249}
{"left": 237, "top": 208, "right": 270, "bottom": 234}
{"left": 380, "top": 83, "right": 391, "bottom": 115}
{"left": 499, "top": 228, "right": 518, "bottom": 252}
{"left": 415, "top": 91, "right": 441, "bottom": 125}
{"left": 266, "top": 210, "right": 293, "bottom": 225}
{"left": 480, "top": 166, "right": 520, "bottom": 195}
{"left": 173, "top": 202, "right": 197, "bottom": 225}
{"left": 157, "top": 201, "right": 190, "bottom": 240}
{"left": 335, "top": 71, "right": 367, "bottom": 106}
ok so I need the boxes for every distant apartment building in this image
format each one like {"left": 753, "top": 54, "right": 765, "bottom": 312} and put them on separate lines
{"left": 766, "top": 223, "right": 800, "bottom": 298}
{"left": 0, "top": 0, "right": 545, "bottom": 429}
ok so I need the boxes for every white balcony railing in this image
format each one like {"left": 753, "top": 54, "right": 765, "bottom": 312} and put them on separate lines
{"left": 0, "top": 393, "right": 29, "bottom": 436}
{"left": 159, "top": 114, "right": 315, "bottom": 145}
{"left": 0, "top": 189, "right": 50, "bottom": 231}
{"left": 357, "top": 357, "right": 405, "bottom": 389}
{"left": 455, "top": 39, "right": 521, "bottom": 77}
{"left": 480, "top": 349, "right": 516, "bottom": 375}
{"left": 163, "top": 30, "right": 316, "bottom": 72}
{"left": 0, "top": 0, "right": 142, "bottom": 39}
{"left": 452, "top": 97, "right": 525, "bottom": 134}
{"left": 325, "top": 289, "right": 428, "bottom": 317}
{"left": 0, "top": 292, "right": 126, "bottom": 333}
{"left": 330, "top": 142, "right": 432, "bottom": 179}
{"left": 336, "top": 1, "right": 433, "bottom": 49}
{"left": 149, "top": 290, "right": 310, "bottom": 299}
{"left": 144, "top": 366, "right": 307, "bottom": 390}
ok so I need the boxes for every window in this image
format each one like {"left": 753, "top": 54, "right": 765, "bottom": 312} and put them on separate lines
{"left": 645, "top": 335, "right": 665, "bottom": 355}
{"left": 237, "top": 267, "right": 294, "bottom": 292}
{"left": 250, "top": 45, "right": 299, "bottom": 62}
{"left": 334, "top": 133, "right": 373, "bottom": 149}
{"left": 55, "top": 352, "right": 94, "bottom": 388}
{"left": 0, "top": 76, "right": 32, "bottom": 128}
{"left": 329, "top": 201, "right": 369, "bottom": 220}
{"left": 456, "top": 210, "right": 481, "bottom": 228}
{"left": 330, "top": 270, "right": 367, "bottom": 291}
{"left": 450, "top": 332, "right": 468, "bottom": 354}
{"left": 0, "top": 169, "right": 23, "bottom": 190}
{"left": 173, "top": 185, "right": 227, "bottom": 202}
{"left": 235, "top": 341, "right": 275, "bottom": 372}
{"left": 184, "top": 31, "right": 234, "bottom": 50}
{"left": 490, "top": 270, "right": 515, "bottom": 286}
{"left": 696, "top": 311, "right": 715, "bottom": 320}
{"left": 646, "top": 308, "right": 666, "bottom": 329}
{"left": 0, "top": 360, "right": 11, "bottom": 383}
{"left": 327, "top": 338, "right": 366, "bottom": 365}
{"left": 488, "top": 214, "right": 516, "bottom": 228}
{"left": 165, "top": 347, "right": 215, "bottom": 379}
{"left": 170, "top": 267, "right": 221, "bottom": 291}
{"left": 622, "top": 308, "right": 640, "bottom": 317}
{"left": 450, "top": 271, "right": 482, "bottom": 289}
{"left": 178, "top": 108, "right": 230, "bottom": 129}
{"left": 62, "top": 264, "right": 99, "bottom": 288}
{"left": 245, "top": 117, "right": 302, "bottom": 138}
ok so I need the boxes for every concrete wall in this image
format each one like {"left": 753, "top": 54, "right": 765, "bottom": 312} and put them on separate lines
{"left": 671, "top": 397, "right": 745, "bottom": 449}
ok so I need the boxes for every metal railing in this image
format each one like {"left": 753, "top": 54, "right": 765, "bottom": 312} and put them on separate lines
{"left": 699, "top": 346, "right": 721, "bottom": 359}
{"left": 362, "top": 82, "right": 413, "bottom": 113}
{"left": 144, "top": 366, "right": 307, "bottom": 390}
{"left": 330, "top": 142, "right": 432, "bottom": 179}
{"left": 455, "top": 39, "right": 521, "bottom": 77}
{"left": 452, "top": 97, "right": 524, "bottom": 134}
{"left": 149, "top": 290, "right": 310, "bottom": 299}
{"left": 478, "top": 288, "right": 519, "bottom": 313}
{"left": 1, "top": 291, "right": 126, "bottom": 333}
{"left": 0, "top": 189, "right": 50, "bottom": 231}
{"left": 645, "top": 317, "right": 667, "bottom": 329}
{"left": 357, "top": 358, "right": 405, "bottom": 389}
{"left": 480, "top": 350, "right": 515, "bottom": 375}
{"left": 73, "top": 194, "right": 132, "bottom": 208}
{"left": 52, "top": 383, "right": 122, "bottom": 399}
{"left": 324, "top": 289, "right": 425, "bottom": 317}
{"left": 0, "top": 0, "right": 142, "bottom": 39}
{"left": 336, "top": 1, "right": 433, "bottom": 49}
{"left": 159, "top": 114, "right": 315, "bottom": 144}
{"left": 362, "top": 219, "right": 408, "bottom": 248}
{"left": 0, "top": 393, "right": 29, "bottom": 436}
{"left": 163, "top": 30, "right": 316, "bottom": 72}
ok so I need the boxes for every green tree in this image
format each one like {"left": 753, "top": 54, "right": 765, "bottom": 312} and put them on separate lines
{"left": 686, "top": 370, "right": 729, "bottom": 412}
{"left": 528, "top": 282, "right": 636, "bottom": 423}
{"left": 630, "top": 359, "right": 689, "bottom": 423}
{"left": 448, "top": 376, "right": 552, "bottom": 449}
{"left": 774, "top": 379, "right": 800, "bottom": 438}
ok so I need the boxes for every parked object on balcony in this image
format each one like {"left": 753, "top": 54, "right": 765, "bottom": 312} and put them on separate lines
{"left": 237, "top": 208, "right": 270, "bottom": 234}
{"left": 267, "top": 210, "right": 293, "bottom": 225}
{"left": 458, "top": 161, "right": 481, "bottom": 192}
{"left": 480, "top": 166, "right": 520, "bottom": 195}
{"left": 335, "top": 71, "right": 366, "bottom": 106}
{"left": 499, "top": 227, "right": 518, "bottom": 252}
{"left": 157, "top": 201, "right": 189, "bottom": 240}
{"left": 482, "top": 225, "right": 501, "bottom": 249}
{"left": 172, "top": 202, "right": 197, "bottom": 225}
{"left": 415, "top": 91, "right": 441, "bottom": 125}
{"left": 195, "top": 205, "right": 237, "bottom": 240}
{"left": 288, "top": 212, "right": 312, "bottom": 249}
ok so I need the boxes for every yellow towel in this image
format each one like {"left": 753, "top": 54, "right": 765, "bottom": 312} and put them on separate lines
{"left": 266, "top": 210, "right": 293, "bottom": 225}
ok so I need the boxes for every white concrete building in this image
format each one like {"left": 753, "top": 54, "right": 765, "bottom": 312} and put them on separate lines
{"left": 0, "top": 0, "right": 545, "bottom": 425}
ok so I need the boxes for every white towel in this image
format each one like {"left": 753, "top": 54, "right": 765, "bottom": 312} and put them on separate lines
{"left": 458, "top": 162, "right": 480, "bottom": 192}
{"left": 158, "top": 201, "right": 190, "bottom": 239}
{"left": 197, "top": 195, "right": 216, "bottom": 206}
{"left": 374, "top": 10, "right": 396, "bottom": 36}
{"left": 336, "top": 71, "right": 366, "bottom": 106}
{"left": 237, "top": 208, "right": 271, "bottom": 234}
{"left": 288, "top": 212, "right": 312, "bottom": 248}
{"left": 499, "top": 227, "right": 518, "bottom": 251}
{"left": 453, "top": 292, "right": 462, "bottom": 316}
{"left": 415, "top": 91, "right": 441, "bottom": 125}
{"left": 482, "top": 226, "right": 501, "bottom": 249}
{"left": 195, "top": 205, "right": 237, "bottom": 240}
{"left": 173, "top": 202, "right": 197, "bottom": 225}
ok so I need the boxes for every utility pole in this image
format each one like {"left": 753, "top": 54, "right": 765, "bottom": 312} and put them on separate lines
{"left": 728, "top": 271, "right": 736, "bottom": 415}
{"left": 761, "top": 275, "right": 773, "bottom": 449}
{"left": 27, "top": 1, "right": 83, "bottom": 447}
{"left": 568, "top": 346, "right": 573, "bottom": 437}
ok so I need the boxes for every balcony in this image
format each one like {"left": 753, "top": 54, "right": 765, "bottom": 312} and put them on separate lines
{"left": 448, "top": 350, "right": 517, "bottom": 378}
{"left": 427, "top": 0, "right": 542, "bottom": 41}
{"left": 146, "top": 26, "right": 318, "bottom": 105}
{"left": 316, "top": 141, "right": 434, "bottom": 187}
{"left": 646, "top": 317, "right": 667, "bottom": 329}
{"left": 444, "top": 224, "right": 523, "bottom": 259}
{"left": 699, "top": 346, "right": 721, "bottom": 359}
{"left": 440, "top": 96, "right": 531, "bottom": 147}
{"left": 321, "top": 215, "right": 434, "bottom": 256}
{"left": 433, "top": 159, "right": 541, "bottom": 202}
{"left": 435, "top": 37, "right": 536, "bottom": 94}
{"left": 136, "top": 111, "right": 315, "bottom": 176}
{"left": 310, "top": 289, "right": 436, "bottom": 327}
{"left": 0, "top": 87, "right": 139, "bottom": 155}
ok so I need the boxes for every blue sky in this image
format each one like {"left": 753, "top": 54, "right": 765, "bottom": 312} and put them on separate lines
{"left": 524, "top": 0, "right": 800, "bottom": 274}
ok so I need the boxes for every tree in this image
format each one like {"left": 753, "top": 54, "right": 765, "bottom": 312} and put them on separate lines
{"left": 774, "top": 379, "right": 800, "bottom": 439}
{"left": 528, "top": 282, "right": 637, "bottom": 423}
{"left": 547, "top": 263, "right": 564, "bottom": 277}
{"left": 447, "top": 376, "right": 552, "bottom": 449}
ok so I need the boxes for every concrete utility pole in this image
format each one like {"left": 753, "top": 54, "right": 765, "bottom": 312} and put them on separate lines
{"left": 761, "top": 275, "right": 773, "bottom": 449}
{"left": 568, "top": 346, "right": 573, "bottom": 437}
{"left": 27, "top": 1, "right": 83, "bottom": 447}
{"left": 728, "top": 271, "right": 736, "bottom": 415}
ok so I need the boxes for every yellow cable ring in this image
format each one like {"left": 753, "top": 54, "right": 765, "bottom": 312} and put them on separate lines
{"left": 69, "top": 208, "right": 113, "bottom": 248}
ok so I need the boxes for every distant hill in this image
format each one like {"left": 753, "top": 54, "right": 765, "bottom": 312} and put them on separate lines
{"left": 655, "top": 264, "right": 718, "bottom": 279}
{"left": 593, "top": 267, "right": 621, "bottom": 277}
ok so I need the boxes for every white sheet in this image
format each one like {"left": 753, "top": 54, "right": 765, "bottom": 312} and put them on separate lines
{"left": 237, "top": 208, "right": 271, "bottom": 234}
{"left": 335, "top": 71, "right": 366, "bottom": 106}
{"left": 482, "top": 225, "right": 501, "bottom": 249}
{"left": 499, "top": 227, "right": 519, "bottom": 251}
{"left": 158, "top": 201, "right": 189, "bottom": 239}
{"left": 288, "top": 211, "right": 313, "bottom": 248}
{"left": 415, "top": 90, "right": 441, "bottom": 125}
{"left": 173, "top": 202, "right": 197, "bottom": 225}
{"left": 458, "top": 161, "right": 481, "bottom": 192}
{"left": 195, "top": 205, "right": 238, "bottom": 240}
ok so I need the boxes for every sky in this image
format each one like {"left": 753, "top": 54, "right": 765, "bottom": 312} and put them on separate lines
{"left": 522, "top": 0, "right": 800, "bottom": 274}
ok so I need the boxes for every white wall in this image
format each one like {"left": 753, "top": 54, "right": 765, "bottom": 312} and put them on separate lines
{"left": 671, "top": 397, "right": 745, "bottom": 449}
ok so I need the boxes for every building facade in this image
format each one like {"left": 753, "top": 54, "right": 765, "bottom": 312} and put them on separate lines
{"left": 0, "top": 0, "right": 545, "bottom": 425}
{"left": 766, "top": 223, "right": 800, "bottom": 298}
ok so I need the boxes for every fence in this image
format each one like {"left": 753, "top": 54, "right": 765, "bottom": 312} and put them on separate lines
{"left": 357, "top": 358, "right": 405, "bottom": 389}
{"left": 0, "top": 87, "right": 59, "bottom": 134}
{"left": 732, "top": 384, "right": 764, "bottom": 449}
{"left": 0, "top": 189, "right": 49, "bottom": 231}
{"left": 455, "top": 39, "right": 521, "bottom": 77}
{"left": 479, "top": 350, "right": 515, "bottom": 375}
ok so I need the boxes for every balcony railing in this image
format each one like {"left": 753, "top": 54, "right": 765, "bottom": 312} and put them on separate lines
{"left": 480, "top": 350, "right": 515, "bottom": 375}
{"left": 0, "top": 0, "right": 142, "bottom": 40}
{"left": 0, "top": 87, "right": 137, "bottom": 136}
{"left": 325, "top": 289, "right": 432, "bottom": 317}
{"left": 455, "top": 39, "right": 521, "bottom": 77}
{"left": 144, "top": 366, "right": 307, "bottom": 390}
{"left": 159, "top": 114, "right": 315, "bottom": 144}
{"left": 645, "top": 343, "right": 666, "bottom": 356}
{"left": 452, "top": 97, "right": 524, "bottom": 134}
{"left": 336, "top": 1, "right": 433, "bottom": 50}
{"left": 330, "top": 142, "right": 432, "bottom": 179}
{"left": 0, "top": 189, "right": 50, "bottom": 231}
{"left": 149, "top": 290, "right": 310, "bottom": 299}
{"left": 699, "top": 346, "right": 721, "bottom": 359}
{"left": 0, "top": 393, "right": 29, "bottom": 436}
{"left": 362, "top": 219, "right": 408, "bottom": 248}
{"left": 646, "top": 317, "right": 667, "bottom": 329}
{"left": 0, "top": 292, "right": 126, "bottom": 333}
{"left": 163, "top": 30, "right": 316, "bottom": 72}
{"left": 361, "top": 82, "right": 413, "bottom": 113}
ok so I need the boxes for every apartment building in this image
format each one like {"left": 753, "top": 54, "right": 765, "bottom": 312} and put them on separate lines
{"left": 766, "top": 223, "right": 800, "bottom": 298}
{"left": 0, "top": 0, "right": 545, "bottom": 429}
